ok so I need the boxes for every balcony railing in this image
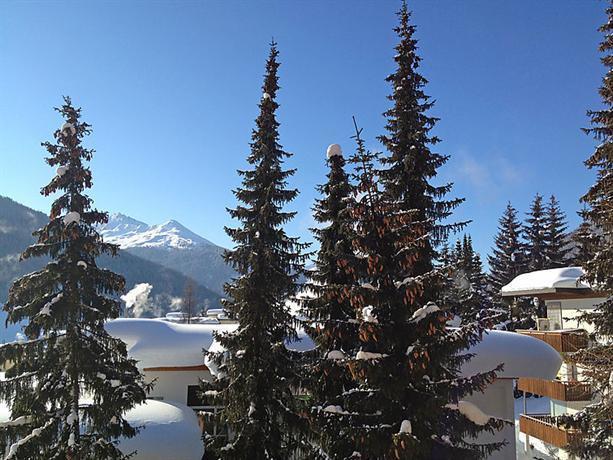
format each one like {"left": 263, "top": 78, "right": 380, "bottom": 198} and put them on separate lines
{"left": 516, "top": 329, "right": 588, "bottom": 353}
{"left": 519, "top": 414, "right": 585, "bottom": 448}
{"left": 518, "top": 378, "right": 592, "bottom": 401}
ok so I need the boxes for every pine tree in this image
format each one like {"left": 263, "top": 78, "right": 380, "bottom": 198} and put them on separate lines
{"left": 544, "top": 195, "right": 571, "bottom": 268}
{"left": 0, "top": 97, "right": 147, "bottom": 459}
{"left": 524, "top": 193, "right": 547, "bottom": 271}
{"left": 203, "top": 42, "right": 310, "bottom": 459}
{"left": 300, "top": 144, "right": 361, "bottom": 458}
{"left": 443, "top": 236, "right": 495, "bottom": 325}
{"left": 557, "top": 5, "right": 613, "bottom": 457}
{"left": 463, "top": 236, "right": 495, "bottom": 324}
{"left": 488, "top": 203, "right": 526, "bottom": 295}
{"left": 487, "top": 203, "right": 533, "bottom": 329}
{"left": 343, "top": 5, "right": 504, "bottom": 456}
{"left": 321, "top": 121, "right": 504, "bottom": 459}
{"left": 572, "top": 210, "right": 598, "bottom": 266}
{"left": 378, "top": 1, "right": 467, "bottom": 288}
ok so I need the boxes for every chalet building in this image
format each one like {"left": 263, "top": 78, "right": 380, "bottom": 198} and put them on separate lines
{"left": 106, "top": 317, "right": 562, "bottom": 460}
{"left": 0, "top": 312, "right": 566, "bottom": 459}
{"left": 502, "top": 266, "right": 607, "bottom": 460}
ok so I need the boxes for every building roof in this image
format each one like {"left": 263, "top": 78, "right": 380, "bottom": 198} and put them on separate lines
{"left": 200, "top": 326, "right": 562, "bottom": 381}
{"left": 501, "top": 266, "right": 590, "bottom": 297}
{"left": 105, "top": 318, "right": 235, "bottom": 368}
{"left": 459, "top": 330, "right": 562, "bottom": 380}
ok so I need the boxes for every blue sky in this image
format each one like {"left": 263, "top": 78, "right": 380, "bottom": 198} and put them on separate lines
{"left": 0, "top": 0, "right": 605, "bottom": 265}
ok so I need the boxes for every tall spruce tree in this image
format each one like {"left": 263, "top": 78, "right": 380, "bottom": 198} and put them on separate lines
{"left": 351, "top": 5, "right": 505, "bottom": 456}
{"left": 572, "top": 211, "right": 598, "bottom": 266}
{"left": 524, "top": 193, "right": 547, "bottom": 271}
{"left": 488, "top": 203, "right": 526, "bottom": 295}
{"left": 0, "top": 97, "right": 147, "bottom": 459}
{"left": 203, "top": 42, "right": 310, "bottom": 459}
{"left": 463, "top": 236, "right": 494, "bottom": 324}
{"left": 557, "top": 5, "right": 613, "bottom": 457}
{"left": 442, "top": 236, "right": 495, "bottom": 325}
{"left": 320, "top": 121, "right": 504, "bottom": 459}
{"left": 378, "top": 1, "right": 467, "bottom": 288}
{"left": 469, "top": 247, "right": 494, "bottom": 320}
{"left": 544, "top": 194, "right": 571, "bottom": 268}
{"left": 487, "top": 203, "right": 534, "bottom": 329}
{"left": 300, "top": 144, "right": 361, "bottom": 458}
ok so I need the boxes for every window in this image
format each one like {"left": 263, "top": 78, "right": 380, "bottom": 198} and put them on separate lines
{"left": 547, "top": 302, "right": 563, "bottom": 330}
{"left": 186, "top": 385, "right": 228, "bottom": 441}
{"left": 187, "top": 385, "right": 207, "bottom": 407}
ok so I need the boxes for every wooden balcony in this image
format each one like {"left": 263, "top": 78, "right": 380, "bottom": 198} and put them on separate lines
{"left": 516, "top": 329, "right": 588, "bottom": 353}
{"left": 519, "top": 414, "right": 584, "bottom": 448}
{"left": 517, "top": 377, "right": 592, "bottom": 401}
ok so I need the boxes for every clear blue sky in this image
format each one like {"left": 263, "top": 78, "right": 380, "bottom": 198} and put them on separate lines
{"left": 0, "top": 0, "right": 605, "bottom": 264}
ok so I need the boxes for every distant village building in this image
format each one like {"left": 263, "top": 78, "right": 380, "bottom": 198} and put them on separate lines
{"left": 502, "top": 266, "right": 607, "bottom": 460}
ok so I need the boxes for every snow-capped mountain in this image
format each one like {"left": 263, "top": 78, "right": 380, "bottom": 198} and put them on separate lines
{"left": 98, "top": 212, "right": 235, "bottom": 295}
{"left": 0, "top": 196, "right": 224, "bottom": 341}
{"left": 100, "top": 213, "right": 214, "bottom": 250}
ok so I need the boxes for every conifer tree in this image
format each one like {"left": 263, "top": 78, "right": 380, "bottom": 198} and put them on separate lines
{"left": 463, "top": 236, "right": 495, "bottom": 324}
{"left": 0, "top": 97, "right": 147, "bottom": 459}
{"left": 557, "top": 5, "right": 613, "bottom": 456}
{"left": 300, "top": 144, "right": 361, "bottom": 458}
{"left": 378, "top": 1, "right": 467, "bottom": 288}
{"left": 342, "top": 5, "right": 505, "bottom": 456}
{"left": 488, "top": 203, "right": 526, "bottom": 295}
{"left": 487, "top": 203, "right": 533, "bottom": 329}
{"left": 544, "top": 194, "right": 571, "bottom": 268}
{"left": 572, "top": 211, "right": 598, "bottom": 266}
{"left": 443, "top": 236, "right": 494, "bottom": 325}
{"left": 524, "top": 193, "right": 547, "bottom": 271}
{"left": 203, "top": 42, "right": 310, "bottom": 459}
{"left": 324, "top": 121, "right": 504, "bottom": 459}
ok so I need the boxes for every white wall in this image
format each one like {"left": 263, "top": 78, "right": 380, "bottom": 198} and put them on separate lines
{"left": 145, "top": 369, "right": 212, "bottom": 405}
{"left": 465, "top": 379, "right": 516, "bottom": 460}
{"left": 545, "top": 297, "right": 605, "bottom": 333}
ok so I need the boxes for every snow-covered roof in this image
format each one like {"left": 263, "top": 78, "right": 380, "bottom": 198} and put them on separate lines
{"left": 501, "top": 266, "right": 590, "bottom": 297}
{"left": 460, "top": 330, "right": 562, "bottom": 380}
{"left": 117, "top": 400, "right": 203, "bottom": 460}
{"left": 105, "top": 318, "right": 235, "bottom": 369}
{"left": 204, "top": 327, "right": 315, "bottom": 377}
{"left": 283, "top": 328, "right": 562, "bottom": 380}
{"left": 282, "top": 329, "right": 562, "bottom": 380}
{"left": 0, "top": 398, "right": 203, "bottom": 460}
{"left": 107, "top": 318, "right": 561, "bottom": 381}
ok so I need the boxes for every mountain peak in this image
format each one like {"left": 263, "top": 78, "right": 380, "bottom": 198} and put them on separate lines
{"left": 99, "top": 214, "right": 214, "bottom": 250}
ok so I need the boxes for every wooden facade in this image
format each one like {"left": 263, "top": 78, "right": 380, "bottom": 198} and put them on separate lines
{"left": 517, "top": 377, "right": 591, "bottom": 401}
{"left": 519, "top": 414, "right": 584, "bottom": 448}
{"left": 516, "top": 329, "right": 588, "bottom": 353}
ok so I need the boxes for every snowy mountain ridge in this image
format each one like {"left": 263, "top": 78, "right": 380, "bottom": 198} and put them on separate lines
{"left": 100, "top": 213, "right": 214, "bottom": 250}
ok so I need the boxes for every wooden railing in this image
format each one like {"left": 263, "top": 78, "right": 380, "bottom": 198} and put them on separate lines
{"left": 516, "top": 329, "right": 588, "bottom": 353}
{"left": 519, "top": 414, "right": 585, "bottom": 448}
{"left": 517, "top": 378, "right": 592, "bottom": 401}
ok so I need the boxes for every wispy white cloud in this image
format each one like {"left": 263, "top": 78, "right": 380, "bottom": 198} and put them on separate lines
{"left": 495, "top": 156, "right": 522, "bottom": 184}
{"left": 453, "top": 150, "right": 525, "bottom": 202}
{"left": 458, "top": 155, "right": 492, "bottom": 189}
